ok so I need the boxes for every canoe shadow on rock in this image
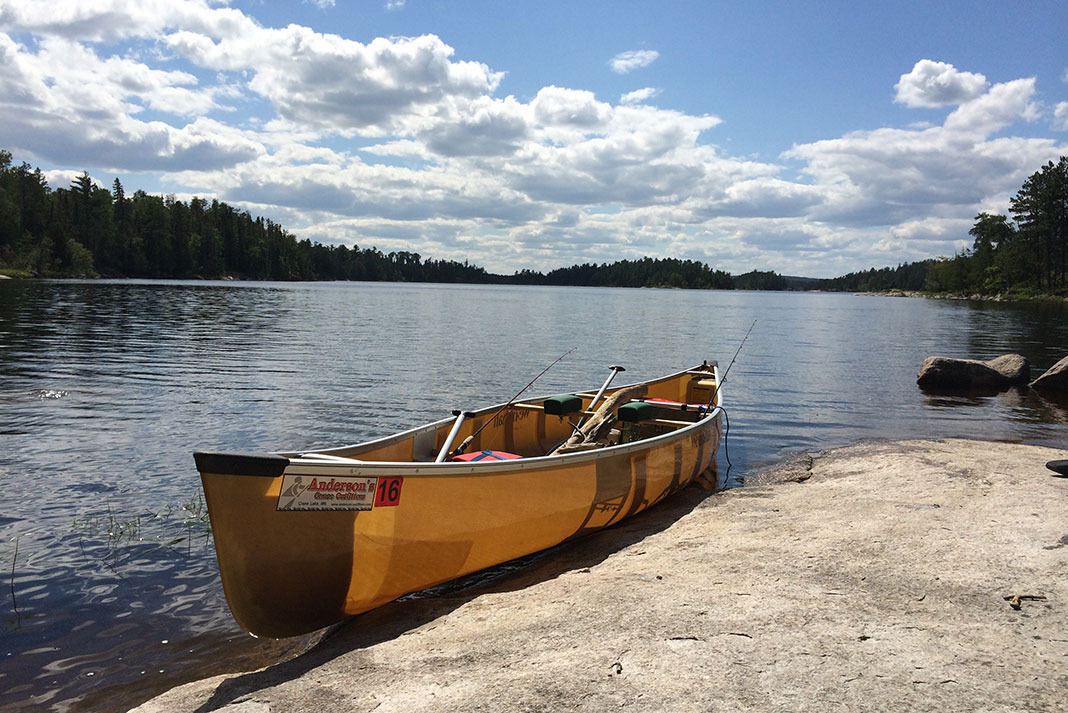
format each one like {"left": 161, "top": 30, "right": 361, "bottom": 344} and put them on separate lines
{"left": 191, "top": 485, "right": 717, "bottom": 713}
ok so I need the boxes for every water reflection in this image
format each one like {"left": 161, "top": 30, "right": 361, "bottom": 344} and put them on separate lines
{"left": 1, "top": 281, "right": 1066, "bottom": 711}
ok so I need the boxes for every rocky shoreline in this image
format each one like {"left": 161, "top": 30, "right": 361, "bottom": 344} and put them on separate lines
{"left": 132, "top": 439, "right": 1067, "bottom": 713}
{"left": 855, "top": 288, "right": 1068, "bottom": 302}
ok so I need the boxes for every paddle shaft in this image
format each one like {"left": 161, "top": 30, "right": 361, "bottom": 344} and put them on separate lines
{"left": 577, "top": 365, "right": 626, "bottom": 428}
{"left": 436, "top": 410, "right": 475, "bottom": 462}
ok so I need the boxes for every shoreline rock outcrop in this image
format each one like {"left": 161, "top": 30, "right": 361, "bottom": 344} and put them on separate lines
{"left": 132, "top": 439, "right": 1068, "bottom": 713}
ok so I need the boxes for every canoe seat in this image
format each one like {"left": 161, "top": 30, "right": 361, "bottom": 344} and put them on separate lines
{"left": 542, "top": 394, "right": 583, "bottom": 416}
{"left": 617, "top": 401, "right": 655, "bottom": 423}
{"left": 451, "top": 450, "right": 522, "bottom": 462}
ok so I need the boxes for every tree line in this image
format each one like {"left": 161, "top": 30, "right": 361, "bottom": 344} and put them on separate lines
{"left": 820, "top": 261, "right": 932, "bottom": 292}
{"left": 829, "top": 157, "right": 1068, "bottom": 296}
{"left": 2, "top": 148, "right": 1065, "bottom": 295}
{"left": 0, "top": 149, "right": 727, "bottom": 287}
{"left": 930, "top": 156, "right": 1068, "bottom": 295}
{"left": 0, "top": 148, "right": 746, "bottom": 289}
{"left": 511, "top": 258, "right": 733, "bottom": 289}
{"left": 0, "top": 150, "right": 494, "bottom": 283}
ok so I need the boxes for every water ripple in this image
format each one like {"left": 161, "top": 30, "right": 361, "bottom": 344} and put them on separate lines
{"left": 1, "top": 280, "right": 1066, "bottom": 712}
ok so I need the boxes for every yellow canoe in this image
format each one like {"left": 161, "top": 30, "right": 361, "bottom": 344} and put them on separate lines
{"left": 194, "top": 362, "right": 723, "bottom": 638}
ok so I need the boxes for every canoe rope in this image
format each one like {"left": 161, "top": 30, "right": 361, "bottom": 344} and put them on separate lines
{"left": 698, "top": 321, "right": 753, "bottom": 487}
{"left": 720, "top": 407, "right": 733, "bottom": 470}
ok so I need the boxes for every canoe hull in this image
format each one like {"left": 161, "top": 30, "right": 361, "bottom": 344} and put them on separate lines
{"left": 199, "top": 365, "right": 723, "bottom": 638}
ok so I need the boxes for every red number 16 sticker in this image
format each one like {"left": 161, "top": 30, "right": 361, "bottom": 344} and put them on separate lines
{"left": 374, "top": 476, "right": 403, "bottom": 507}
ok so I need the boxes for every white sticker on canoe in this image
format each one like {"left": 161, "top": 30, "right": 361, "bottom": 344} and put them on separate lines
{"left": 276, "top": 474, "right": 377, "bottom": 511}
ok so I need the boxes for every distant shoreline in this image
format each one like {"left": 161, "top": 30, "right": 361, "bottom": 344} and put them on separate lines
{"left": 5, "top": 274, "right": 1068, "bottom": 303}
{"left": 855, "top": 288, "right": 1068, "bottom": 303}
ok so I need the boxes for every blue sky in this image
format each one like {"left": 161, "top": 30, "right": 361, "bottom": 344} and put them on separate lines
{"left": 1, "top": 0, "right": 1066, "bottom": 277}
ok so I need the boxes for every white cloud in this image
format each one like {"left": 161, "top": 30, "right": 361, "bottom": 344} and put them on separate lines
{"left": 705, "top": 178, "right": 825, "bottom": 219}
{"left": 610, "top": 49, "right": 659, "bottom": 74}
{"left": 0, "top": 33, "right": 262, "bottom": 169}
{"left": 894, "top": 59, "right": 989, "bottom": 108}
{"left": 532, "top": 86, "right": 610, "bottom": 130}
{"left": 306, "top": 0, "right": 336, "bottom": 8}
{"left": 0, "top": 0, "right": 257, "bottom": 44}
{"left": 385, "top": 0, "right": 406, "bottom": 10}
{"left": 0, "top": 2, "right": 1065, "bottom": 278}
{"left": 784, "top": 75, "right": 1060, "bottom": 234}
{"left": 620, "top": 87, "right": 661, "bottom": 105}
{"left": 166, "top": 28, "right": 502, "bottom": 137}
{"left": 943, "top": 78, "right": 1038, "bottom": 135}
{"left": 1054, "top": 102, "right": 1068, "bottom": 131}
{"left": 422, "top": 95, "right": 530, "bottom": 157}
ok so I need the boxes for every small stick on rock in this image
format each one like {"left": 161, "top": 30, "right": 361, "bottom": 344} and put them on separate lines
{"left": 1004, "top": 593, "right": 1047, "bottom": 610}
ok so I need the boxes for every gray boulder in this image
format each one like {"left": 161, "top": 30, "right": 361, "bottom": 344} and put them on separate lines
{"left": 1030, "top": 355, "right": 1068, "bottom": 392}
{"left": 985, "top": 353, "right": 1030, "bottom": 384}
{"left": 917, "top": 354, "right": 1030, "bottom": 390}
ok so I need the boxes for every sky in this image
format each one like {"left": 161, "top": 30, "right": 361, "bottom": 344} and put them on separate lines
{"left": 1, "top": 0, "right": 1066, "bottom": 278}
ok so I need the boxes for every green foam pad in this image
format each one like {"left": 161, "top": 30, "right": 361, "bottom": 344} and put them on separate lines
{"left": 543, "top": 394, "right": 583, "bottom": 416}
{"left": 617, "top": 401, "right": 655, "bottom": 423}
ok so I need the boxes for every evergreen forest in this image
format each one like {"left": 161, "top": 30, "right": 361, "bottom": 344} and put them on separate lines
{"left": 824, "top": 157, "right": 1068, "bottom": 297}
{"left": 2, "top": 149, "right": 1066, "bottom": 297}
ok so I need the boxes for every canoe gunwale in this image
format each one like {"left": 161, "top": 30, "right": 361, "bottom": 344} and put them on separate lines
{"left": 196, "top": 363, "right": 722, "bottom": 478}
{"left": 285, "top": 407, "right": 722, "bottom": 476}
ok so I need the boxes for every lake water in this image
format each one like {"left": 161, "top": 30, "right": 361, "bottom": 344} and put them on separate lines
{"left": 2, "top": 279, "right": 1067, "bottom": 712}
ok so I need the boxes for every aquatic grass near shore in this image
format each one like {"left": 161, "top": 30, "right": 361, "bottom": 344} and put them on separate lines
{"left": 164, "top": 491, "right": 209, "bottom": 526}
{"left": 73, "top": 492, "right": 212, "bottom": 557}
{"left": 7, "top": 536, "right": 18, "bottom": 626}
{"left": 4, "top": 494, "right": 215, "bottom": 634}
{"left": 5, "top": 537, "right": 30, "bottom": 631}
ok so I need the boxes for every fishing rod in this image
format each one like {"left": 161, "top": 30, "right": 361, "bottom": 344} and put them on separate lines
{"left": 706, "top": 319, "right": 756, "bottom": 408}
{"left": 448, "top": 346, "right": 578, "bottom": 458}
